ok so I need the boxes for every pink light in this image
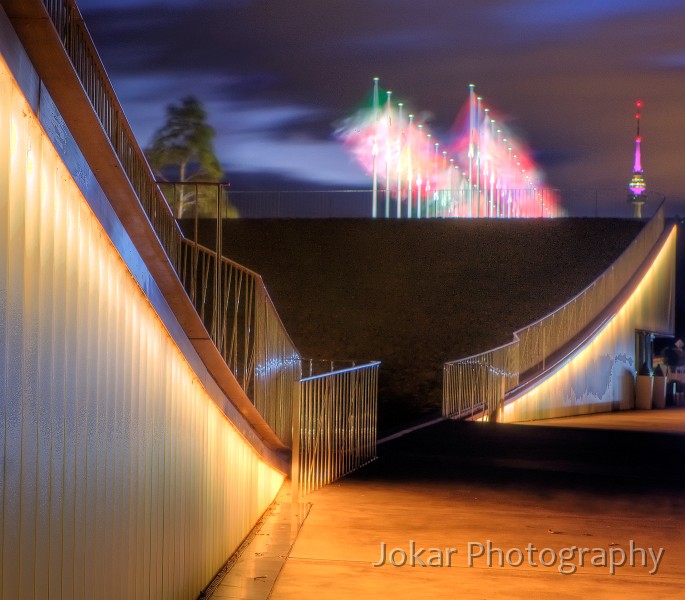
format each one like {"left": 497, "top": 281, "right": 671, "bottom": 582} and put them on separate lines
{"left": 633, "top": 140, "right": 642, "bottom": 172}
{"left": 632, "top": 100, "right": 644, "bottom": 178}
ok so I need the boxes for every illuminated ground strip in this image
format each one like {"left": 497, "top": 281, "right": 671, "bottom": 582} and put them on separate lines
{"left": 502, "top": 227, "right": 676, "bottom": 422}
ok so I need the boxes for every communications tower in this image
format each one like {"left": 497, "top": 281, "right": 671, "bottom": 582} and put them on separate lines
{"left": 628, "top": 100, "right": 647, "bottom": 218}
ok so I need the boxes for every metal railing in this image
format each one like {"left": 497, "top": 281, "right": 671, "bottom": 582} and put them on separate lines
{"left": 178, "top": 238, "right": 301, "bottom": 445}
{"left": 38, "top": 1, "right": 380, "bottom": 472}
{"left": 443, "top": 204, "right": 666, "bottom": 419}
{"left": 517, "top": 206, "right": 664, "bottom": 374}
{"left": 292, "top": 361, "right": 380, "bottom": 499}
{"left": 443, "top": 343, "right": 520, "bottom": 420}
{"left": 166, "top": 187, "right": 666, "bottom": 219}
{"left": 224, "top": 188, "right": 566, "bottom": 219}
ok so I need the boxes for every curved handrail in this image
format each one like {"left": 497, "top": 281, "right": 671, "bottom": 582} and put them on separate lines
{"left": 515, "top": 203, "right": 664, "bottom": 374}
{"left": 40, "top": 0, "right": 185, "bottom": 269}
{"left": 178, "top": 237, "right": 301, "bottom": 445}
{"left": 299, "top": 360, "right": 381, "bottom": 382}
{"left": 444, "top": 203, "right": 666, "bottom": 419}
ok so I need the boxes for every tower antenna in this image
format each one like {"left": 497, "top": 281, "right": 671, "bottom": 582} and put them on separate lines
{"left": 636, "top": 100, "right": 641, "bottom": 139}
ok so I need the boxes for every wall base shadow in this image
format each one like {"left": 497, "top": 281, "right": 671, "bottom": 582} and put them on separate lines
{"left": 354, "top": 417, "right": 685, "bottom": 496}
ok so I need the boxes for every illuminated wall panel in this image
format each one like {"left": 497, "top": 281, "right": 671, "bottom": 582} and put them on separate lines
{"left": 502, "top": 227, "right": 676, "bottom": 422}
{"left": 0, "top": 56, "right": 284, "bottom": 599}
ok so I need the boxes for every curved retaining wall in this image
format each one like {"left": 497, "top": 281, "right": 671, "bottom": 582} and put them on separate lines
{"left": 0, "top": 28, "right": 284, "bottom": 600}
{"left": 443, "top": 204, "right": 675, "bottom": 423}
{"left": 501, "top": 225, "right": 676, "bottom": 421}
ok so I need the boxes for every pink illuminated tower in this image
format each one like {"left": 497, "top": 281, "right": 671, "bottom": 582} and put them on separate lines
{"left": 628, "top": 100, "right": 647, "bottom": 218}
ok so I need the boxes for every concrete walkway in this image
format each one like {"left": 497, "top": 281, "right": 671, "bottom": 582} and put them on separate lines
{"left": 269, "top": 408, "right": 685, "bottom": 599}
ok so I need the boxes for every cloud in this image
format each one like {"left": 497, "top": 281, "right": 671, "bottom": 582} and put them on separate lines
{"left": 503, "top": 0, "right": 684, "bottom": 27}
{"left": 79, "top": 0, "right": 685, "bottom": 195}
{"left": 222, "top": 136, "right": 369, "bottom": 186}
{"left": 109, "top": 71, "right": 358, "bottom": 184}
{"left": 654, "top": 53, "right": 685, "bottom": 68}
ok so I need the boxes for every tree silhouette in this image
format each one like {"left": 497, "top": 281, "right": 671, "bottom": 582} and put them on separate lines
{"left": 146, "top": 96, "right": 230, "bottom": 217}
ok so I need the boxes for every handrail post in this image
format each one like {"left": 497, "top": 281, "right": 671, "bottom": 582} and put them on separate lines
{"left": 291, "top": 381, "right": 302, "bottom": 503}
{"left": 215, "top": 183, "right": 222, "bottom": 349}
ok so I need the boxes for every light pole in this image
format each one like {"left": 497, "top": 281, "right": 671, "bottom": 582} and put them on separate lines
{"left": 371, "top": 77, "right": 379, "bottom": 218}
{"left": 396, "top": 103, "right": 403, "bottom": 218}
{"left": 385, "top": 90, "right": 392, "bottom": 219}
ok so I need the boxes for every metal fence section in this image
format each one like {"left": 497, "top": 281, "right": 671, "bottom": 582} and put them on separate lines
{"left": 517, "top": 206, "right": 664, "bottom": 374}
{"left": 161, "top": 186, "right": 667, "bottom": 220}
{"left": 443, "top": 204, "right": 666, "bottom": 419}
{"left": 178, "top": 238, "right": 301, "bottom": 446}
{"left": 443, "top": 343, "right": 519, "bottom": 420}
{"left": 292, "top": 361, "right": 380, "bottom": 500}
{"left": 224, "top": 188, "right": 566, "bottom": 219}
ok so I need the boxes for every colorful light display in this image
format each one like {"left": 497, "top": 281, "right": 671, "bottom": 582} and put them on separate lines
{"left": 336, "top": 79, "right": 563, "bottom": 218}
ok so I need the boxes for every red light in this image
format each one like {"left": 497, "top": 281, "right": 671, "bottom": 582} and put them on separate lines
{"left": 636, "top": 101, "right": 643, "bottom": 107}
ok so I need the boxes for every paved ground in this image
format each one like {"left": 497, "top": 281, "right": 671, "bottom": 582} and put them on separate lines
{"left": 266, "top": 408, "right": 685, "bottom": 599}
{"left": 206, "top": 486, "right": 310, "bottom": 600}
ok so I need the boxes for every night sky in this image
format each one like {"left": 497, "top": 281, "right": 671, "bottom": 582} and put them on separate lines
{"left": 77, "top": 0, "right": 685, "bottom": 200}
